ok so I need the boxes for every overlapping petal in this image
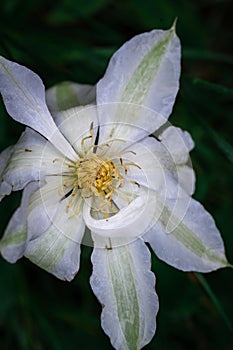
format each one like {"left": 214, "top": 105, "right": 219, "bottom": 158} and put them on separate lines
{"left": 52, "top": 105, "right": 98, "bottom": 156}
{"left": 90, "top": 236, "right": 158, "bottom": 350}
{"left": 83, "top": 190, "right": 156, "bottom": 240}
{"left": 46, "top": 81, "right": 96, "bottom": 112}
{"left": 0, "top": 146, "right": 14, "bottom": 200}
{"left": 157, "top": 126, "right": 195, "bottom": 195}
{"left": 0, "top": 128, "right": 65, "bottom": 201}
{"left": 25, "top": 177, "right": 85, "bottom": 281}
{"left": 0, "top": 146, "right": 14, "bottom": 175}
{"left": 25, "top": 211, "right": 84, "bottom": 281}
{"left": 158, "top": 126, "right": 194, "bottom": 165}
{"left": 119, "top": 135, "right": 194, "bottom": 197}
{"left": 0, "top": 182, "right": 39, "bottom": 262}
{"left": 176, "top": 165, "right": 195, "bottom": 196}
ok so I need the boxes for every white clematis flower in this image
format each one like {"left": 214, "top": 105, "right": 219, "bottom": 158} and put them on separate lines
{"left": 0, "top": 24, "right": 230, "bottom": 350}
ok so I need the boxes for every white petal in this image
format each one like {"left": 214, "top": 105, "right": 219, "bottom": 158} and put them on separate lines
{"left": 177, "top": 165, "right": 195, "bottom": 196}
{"left": 158, "top": 126, "right": 194, "bottom": 165}
{"left": 25, "top": 181, "right": 85, "bottom": 281}
{"left": 27, "top": 176, "right": 68, "bottom": 238}
{"left": 144, "top": 197, "right": 228, "bottom": 272}
{"left": 97, "top": 103, "right": 167, "bottom": 146}
{"left": 97, "top": 24, "right": 180, "bottom": 143}
{"left": 0, "top": 146, "right": 14, "bottom": 200}
{"left": 111, "top": 181, "right": 141, "bottom": 211}
{"left": 0, "top": 182, "right": 39, "bottom": 262}
{"left": 118, "top": 136, "right": 169, "bottom": 193}
{"left": 117, "top": 136, "right": 193, "bottom": 197}
{"left": 83, "top": 191, "right": 156, "bottom": 239}
{"left": 0, "top": 146, "right": 13, "bottom": 175}
{"left": 90, "top": 236, "right": 158, "bottom": 350}
{"left": 53, "top": 105, "right": 98, "bottom": 156}
{"left": 0, "top": 56, "right": 77, "bottom": 161}
{"left": 46, "top": 81, "right": 96, "bottom": 112}
{"left": 0, "top": 128, "right": 66, "bottom": 200}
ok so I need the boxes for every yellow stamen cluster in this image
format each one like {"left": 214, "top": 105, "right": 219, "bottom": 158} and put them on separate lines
{"left": 75, "top": 153, "right": 123, "bottom": 200}
{"left": 60, "top": 122, "right": 141, "bottom": 219}
{"left": 94, "top": 160, "right": 121, "bottom": 195}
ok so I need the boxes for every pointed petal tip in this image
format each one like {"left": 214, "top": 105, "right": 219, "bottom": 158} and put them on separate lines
{"left": 171, "top": 18, "right": 178, "bottom": 32}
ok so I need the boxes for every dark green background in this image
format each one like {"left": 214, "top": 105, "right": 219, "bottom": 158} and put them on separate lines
{"left": 0, "top": 0, "right": 232, "bottom": 349}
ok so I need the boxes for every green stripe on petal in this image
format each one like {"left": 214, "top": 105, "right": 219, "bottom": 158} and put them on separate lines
{"left": 0, "top": 231, "right": 26, "bottom": 248}
{"left": 25, "top": 197, "right": 85, "bottom": 281}
{"left": 91, "top": 236, "right": 158, "bottom": 350}
{"left": 97, "top": 24, "right": 181, "bottom": 144}
{"left": 107, "top": 244, "right": 140, "bottom": 350}
{"left": 121, "top": 26, "right": 176, "bottom": 106}
{"left": 160, "top": 204, "right": 227, "bottom": 266}
{"left": 145, "top": 197, "right": 228, "bottom": 272}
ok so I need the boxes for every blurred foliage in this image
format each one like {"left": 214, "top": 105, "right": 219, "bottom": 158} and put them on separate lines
{"left": 0, "top": 0, "right": 233, "bottom": 349}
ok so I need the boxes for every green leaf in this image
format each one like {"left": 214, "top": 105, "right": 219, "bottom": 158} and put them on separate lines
{"left": 192, "top": 78, "right": 233, "bottom": 96}
{"left": 198, "top": 118, "right": 233, "bottom": 164}
{"left": 195, "top": 273, "right": 233, "bottom": 332}
{"left": 183, "top": 49, "right": 233, "bottom": 65}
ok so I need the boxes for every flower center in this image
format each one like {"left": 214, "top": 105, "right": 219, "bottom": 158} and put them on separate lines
{"left": 75, "top": 153, "right": 123, "bottom": 200}
{"left": 60, "top": 123, "right": 141, "bottom": 219}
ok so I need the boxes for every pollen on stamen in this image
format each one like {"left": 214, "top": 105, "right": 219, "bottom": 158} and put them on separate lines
{"left": 61, "top": 122, "right": 142, "bottom": 219}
